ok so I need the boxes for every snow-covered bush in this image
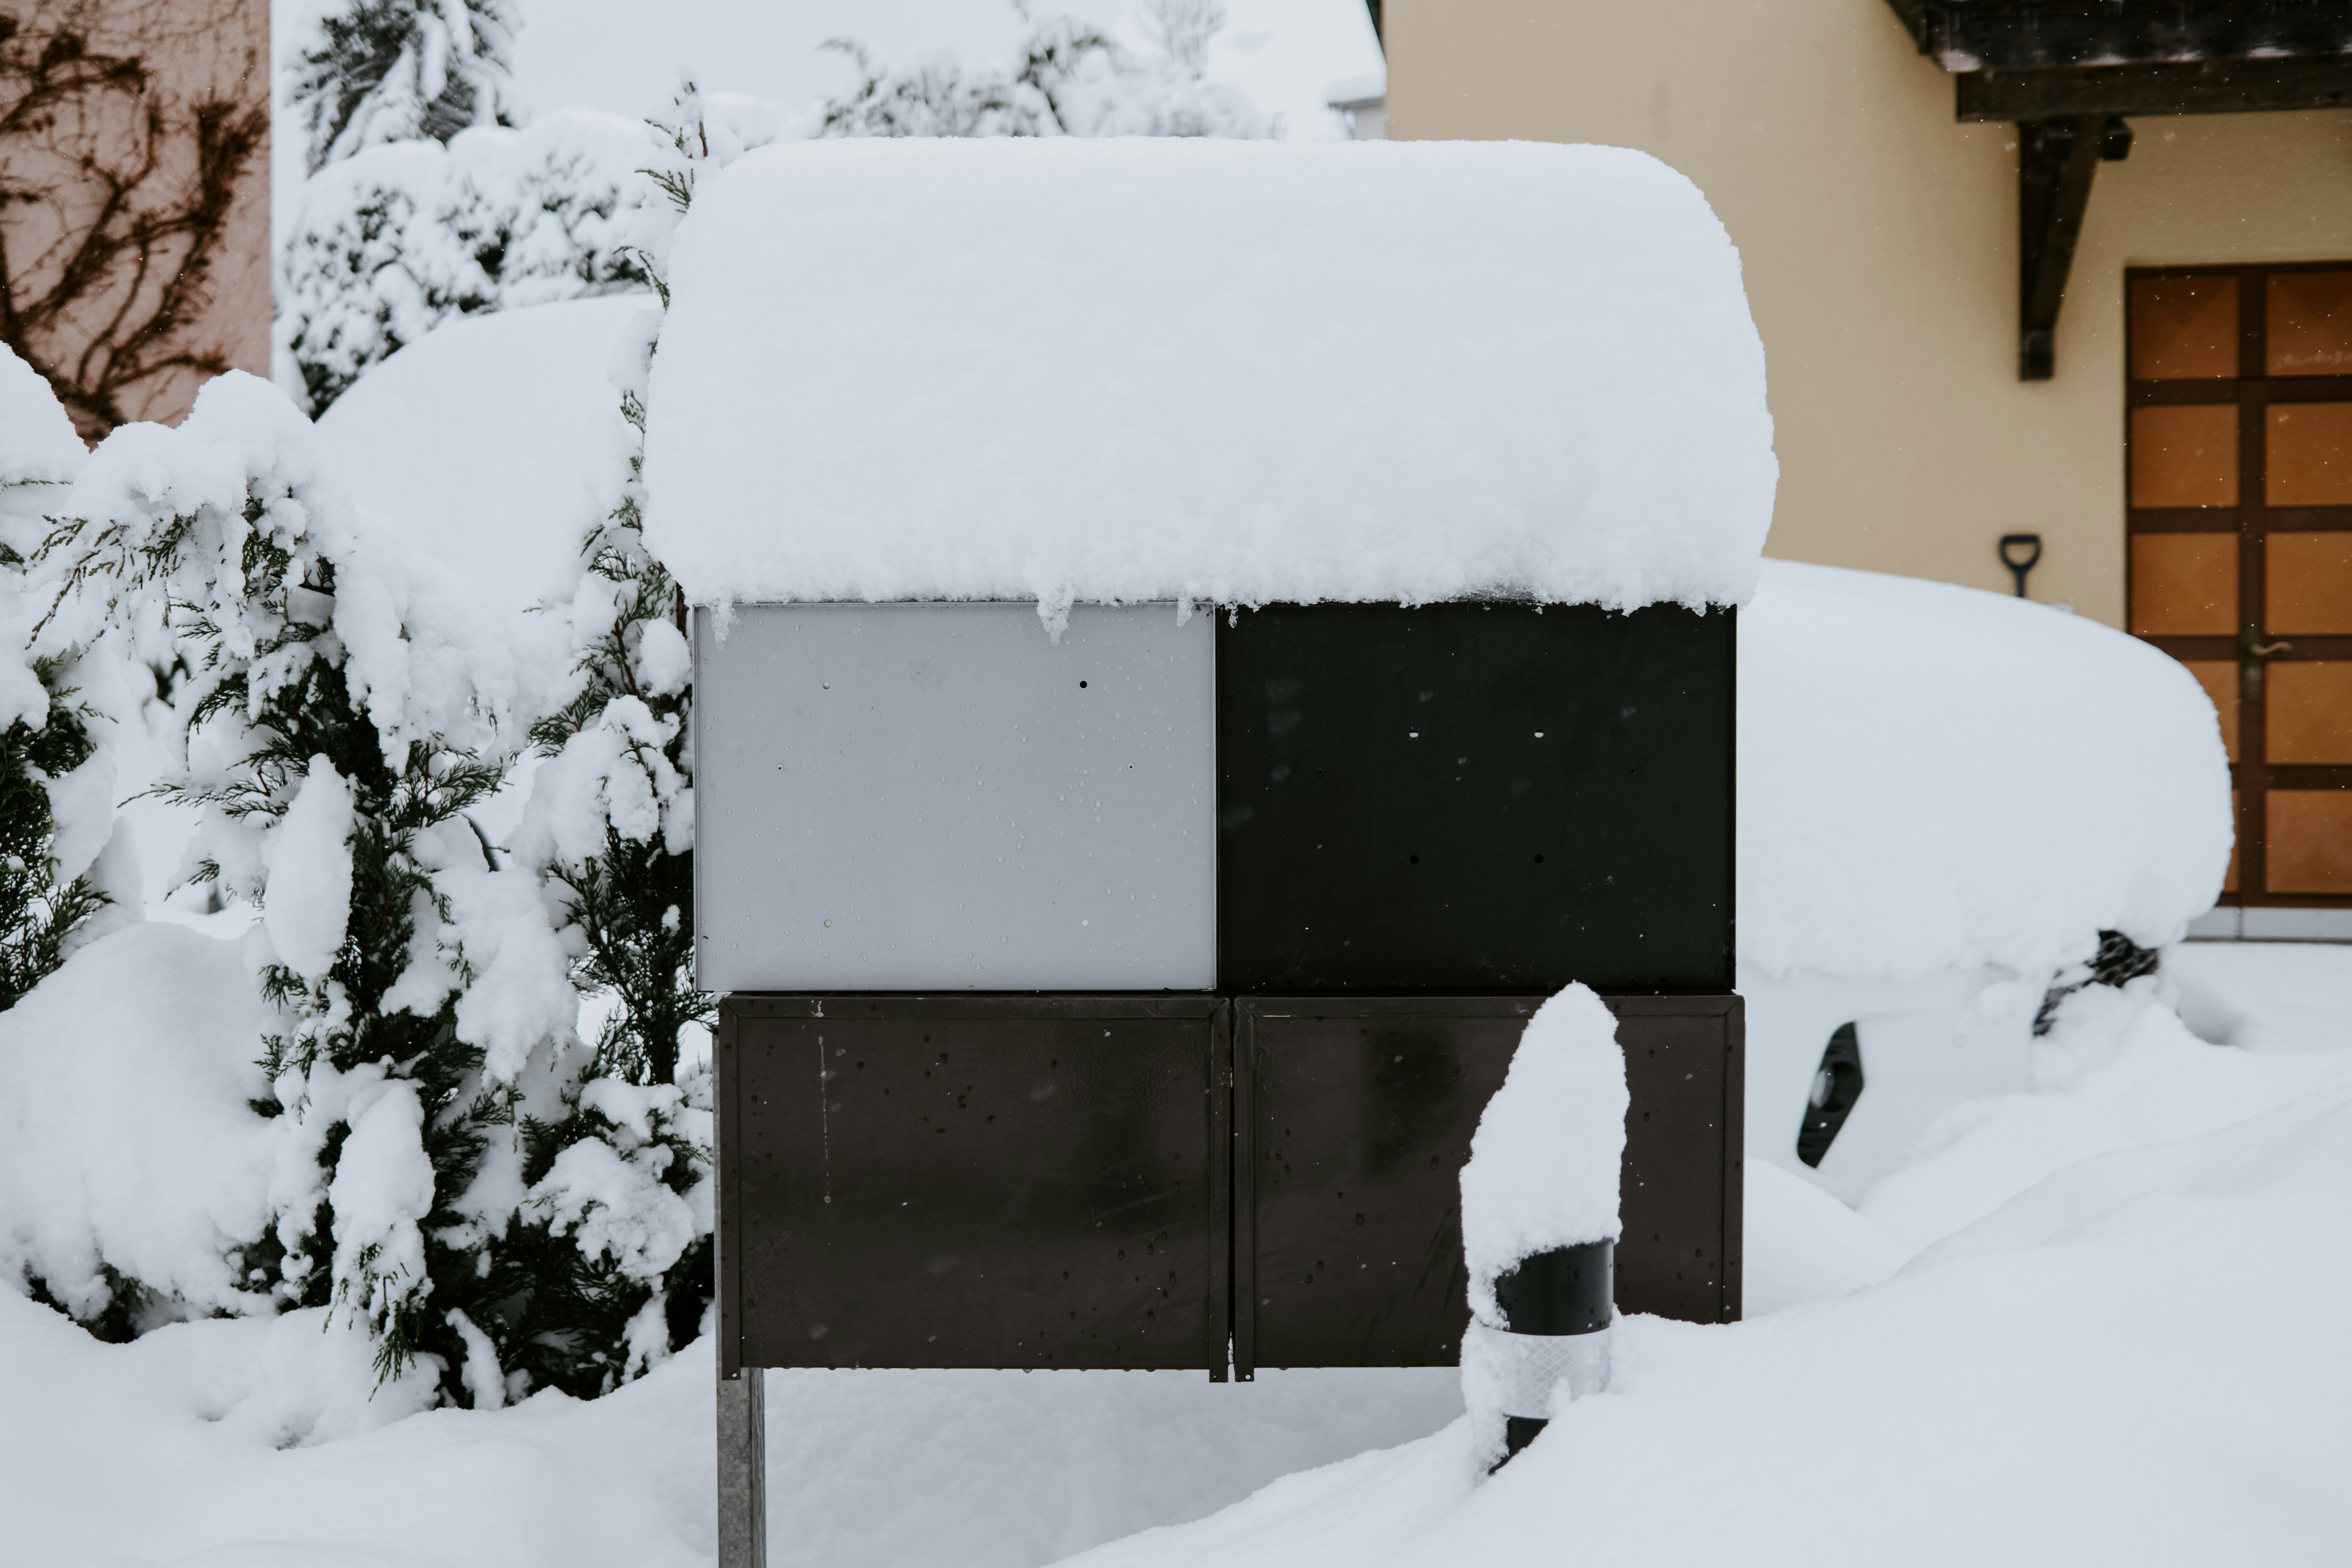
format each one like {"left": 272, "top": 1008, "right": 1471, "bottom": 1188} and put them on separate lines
{"left": 0, "top": 651, "right": 109, "bottom": 1013}
{"left": 14, "top": 361, "right": 708, "bottom": 1400}
{"left": 519, "top": 383, "right": 702, "bottom": 1086}
{"left": 506, "top": 93, "right": 710, "bottom": 1101}
{"left": 280, "top": 110, "right": 660, "bottom": 414}
{"left": 286, "top": 0, "right": 524, "bottom": 173}
{"left": 0, "top": 347, "right": 128, "bottom": 1012}
{"left": 281, "top": 7, "right": 1269, "bottom": 412}
{"left": 818, "top": 11, "right": 1268, "bottom": 140}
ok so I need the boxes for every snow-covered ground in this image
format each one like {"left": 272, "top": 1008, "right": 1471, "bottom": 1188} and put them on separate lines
{"left": 6, "top": 942, "right": 2343, "bottom": 1568}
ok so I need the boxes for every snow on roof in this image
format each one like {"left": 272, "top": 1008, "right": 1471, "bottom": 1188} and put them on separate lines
{"left": 642, "top": 138, "right": 1775, "bottom": 616}
{"left": 1738, "top": 561, "right": 2233, "bottom": 980}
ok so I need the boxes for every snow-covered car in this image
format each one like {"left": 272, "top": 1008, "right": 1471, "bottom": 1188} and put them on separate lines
{"left": 1738, "top": 560, "right": 2230, "bottom": 1201}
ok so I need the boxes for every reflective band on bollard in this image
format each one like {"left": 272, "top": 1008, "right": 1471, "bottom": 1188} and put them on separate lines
{"left": 1488, "top": 1238, "right": 1613, "bottom": 1468}
{"left": 1489, "top": 1322, "right": 1611, "bottom": 1417}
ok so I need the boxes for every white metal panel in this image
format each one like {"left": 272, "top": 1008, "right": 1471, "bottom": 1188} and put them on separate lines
{"left": 694, "top": 603, "right": 1214, "bottom": 991}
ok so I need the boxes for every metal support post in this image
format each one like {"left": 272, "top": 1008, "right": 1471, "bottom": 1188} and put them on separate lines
{"left": 717, "top": 1364, "right": 766, "bottom": 1568}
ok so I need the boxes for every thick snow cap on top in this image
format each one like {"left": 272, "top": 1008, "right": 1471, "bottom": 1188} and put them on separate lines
{"left": 642, "top": 138, "right": 1776, "bottom": 614}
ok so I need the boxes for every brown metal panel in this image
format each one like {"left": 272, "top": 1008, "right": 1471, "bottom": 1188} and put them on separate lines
{"left": 1612, "top": 994, "right": 1744, "bottom": 1326}
{"left": 1720, "top": 995, "right": 1747, "bottom": 1321}
{"left": 1205, "top": 1005, "right": 1233, "bottom": 1380}
{"left": 717, "top": 1000, "right": 747, "bottom": 1380}
{"left": 1231, "top": 1007, "right": 1258, "bottom": 1381}
{"left": 724, "top": 994, "right": 1224, "bottom": 1371}
{"left": 1237, "top": 995, "right": 1527, "bottom": 1374}
{"left": 1237, "top": 993, "right": 1742, "bottom": 1372}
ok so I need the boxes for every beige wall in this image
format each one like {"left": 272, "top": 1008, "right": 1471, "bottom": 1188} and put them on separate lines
{"left": 1, "top": 0, "right": 271, "bottom": 438}
{"left": 1387, "top": 0, "right": 2352, "bottom": 626}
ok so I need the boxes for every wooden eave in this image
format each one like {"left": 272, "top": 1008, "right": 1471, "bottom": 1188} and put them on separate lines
{"left": 1886, "top": 0, "right": 2352, "bottom": 75}
{"left": 1880, "top": 0, "right": 2352, "bottom": 380}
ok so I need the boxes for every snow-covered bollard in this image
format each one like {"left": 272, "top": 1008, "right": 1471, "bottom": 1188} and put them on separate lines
{"left": 1459, "top": 983, "right": 1629, "bottom": 1471}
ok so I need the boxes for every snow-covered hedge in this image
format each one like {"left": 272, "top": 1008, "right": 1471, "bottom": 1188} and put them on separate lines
{"left": 278, "top": 10, "right": 1279, "bottom": 418}
{"left": 280, "top": 109, "right": 664, "bottom": 415}
{"left": 2, "top": 315, "right": 707, "bottom": 1401}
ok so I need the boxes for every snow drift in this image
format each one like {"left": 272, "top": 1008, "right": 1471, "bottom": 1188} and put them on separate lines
{"left": 643, "top": 138, "right": 1776, "bottom": 615}
{"left": 0, "top": 924, "right": 276, "bottom": 1318}
{"left": 7, "top": 967, "right": 2349, "bottom": 1568}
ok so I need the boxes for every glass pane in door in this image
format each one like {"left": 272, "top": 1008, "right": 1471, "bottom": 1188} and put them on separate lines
{"left": 2133, "top": 276, "right": 2239, "bottom": 380}
{"left": 2267, "top": 664, "right": 2352, "bottom": 765}
{"left": 2267, "top": 404, "right": 2352, "bottom": 507}
{"left": 2130, "top": 534, "right": 2238, "bottom": 635}
{"left": 2268, "top": 273, "right": 2352, "bottom": 376}
{"left": 2266, "top": 533, "right": 2352, "bottom": 635}
{"left": 2266, "top": 791, "right": 2352, "bottom": 894}
{"left": 2131, "top": 404, "right": 2239, "bottom": 508}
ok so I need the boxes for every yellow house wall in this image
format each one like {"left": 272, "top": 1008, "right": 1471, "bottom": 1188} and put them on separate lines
{"left": 1387, "top": 0, "right": 2352, "bottom": 626}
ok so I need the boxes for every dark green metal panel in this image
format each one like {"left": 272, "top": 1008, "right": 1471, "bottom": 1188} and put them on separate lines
{"left": 1215, "top": 602, "right": 1734, "bottom": 993}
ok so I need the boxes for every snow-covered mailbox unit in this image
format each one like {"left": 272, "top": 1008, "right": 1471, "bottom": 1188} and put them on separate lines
{"left": 646, "top": 137, "right": 1773, "bottom": 1477}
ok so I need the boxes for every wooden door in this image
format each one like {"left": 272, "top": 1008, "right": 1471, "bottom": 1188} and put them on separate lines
{"left": 2128, "top": 265, "right": 2352, "bottom": 906}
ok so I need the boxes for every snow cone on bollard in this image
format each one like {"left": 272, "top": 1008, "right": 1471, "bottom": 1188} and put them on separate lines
{"left": 1459, "top": 983, "right": 1629, "bottom": 1472}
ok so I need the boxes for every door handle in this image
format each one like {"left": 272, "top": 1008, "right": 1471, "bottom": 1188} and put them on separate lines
{"left": 2240, "top": 631, "right": 2294, "bottom": 703}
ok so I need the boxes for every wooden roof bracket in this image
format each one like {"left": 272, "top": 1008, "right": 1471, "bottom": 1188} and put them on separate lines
{"left": 1882, "top": 1, "right": 2352, "bottom": 382}
{"left": 2017, "top": 113, "right": 2132, "bottom": 382}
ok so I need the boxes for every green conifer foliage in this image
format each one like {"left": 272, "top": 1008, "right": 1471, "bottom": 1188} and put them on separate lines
{"left": 36, "top": 474, "right": 518, "bottom": 1386}
{"left": 291, "top": 0, "right": 524, "bottom": 172}
{"left": 0, "top": 655, "right": 106, "bottom": 1012}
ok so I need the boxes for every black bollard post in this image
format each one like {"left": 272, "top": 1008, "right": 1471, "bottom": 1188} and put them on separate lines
{"left": 1489, "top": 1238, "right": 1614, "bottom": 1467}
